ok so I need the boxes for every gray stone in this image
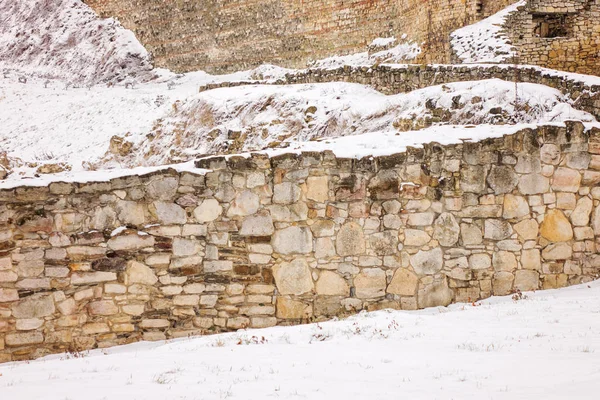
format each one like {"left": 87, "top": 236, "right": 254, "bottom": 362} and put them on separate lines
{"left": 411, "top": 248, "right": 443, "bottom": 275}
{"left": 227, "top": 191, "right": 260, "bottom": 217}
{"left": 369, "top": 231, "right": 398, "bottom": 256}
{"left": 518, "top": 174, "right": 549, "bottom": 195}
{"left": 404, "top": 229, "right": 431, "bottom": 247}
{"left": 240, "top": 212, "right": 275, "bottom": 236}
{"left": 273, "top": 182, "right": 301, "bottom": 204}
{"left": 432, "top": 212, "right": 460, "bottom": 247}
{"left": 194, "top": 199, "right": 222, "bottom": 223}
{"left": 418, "top": 280, "right": 453, "bottom": 308}
{"left": 460, "top": 223, "right": 482, "bottom": 245}
{"left": 469, "top": 253, "right": 491, "bottom": 269}
{"left": 484, "top": 219, "right": 513, "bottom": 240}
{"left": 12, "top": 294, "right": 55, "bottom": 319}
{"left": 571, "top": 197, "right": 593, "bottom": 226}
{"left": 273, "top": 258, "right": 314, "bottom": 295}
{"left": 107, "top": 233, "right": 155, "bottom": 251}
{"left": 151, "top": 201, "right": 187, "bottom": 224}
{"left": 116, "top": 200, "right": 146, "bottom": 226}
{"left": 335, "top": 222, "right": 365, "bottom": 256}
{"left": 460, "top": 165, "right": 487, "bottom": 193}
{"left": 492, "top": 251, "right": 517, "bottom": 272}
{"left": 146, "top": 176, "right": 178, "bottom": 200}
{"left": 540, "top": 144, "right": 561, "bottom": 165}
{"left": 272, "top": 226, "right": 313, "bottom": 254}
{"left": 487, "top": 165, "right": 518, "bottom": 194}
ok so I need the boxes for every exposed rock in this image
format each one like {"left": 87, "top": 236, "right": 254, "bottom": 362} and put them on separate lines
{"left": 540, "top": 144, "right": 561, "bottom": 165}
{"left": 520, "top": 249, "right": 541, "bottom": 270}
{"left": 146, "top": 176, "right": 178, "bottom": 200}
{"left": 514, "top": 270, "right": 539, "bottom": 291}
{"left": 542, "top": 243, "right": 573, "bottom": 260}
{"left": 125, "top": 261, "right": 158, "bottom": 286}
{"left": 335, "top": 222, "right": 365, "bottom": 256}
{"left": 484, "top": 219, "right": 513, "bottom": 240}
{"left": 306, "top": 176, "right": 329, "bottom": 202}
{"left": 460, "top": 165, "right": 487, "bottom": 193}
{"left": 273, "top": 182, "right": 301, "bottom": 204}
{"left": 540, "top": 209, "right": 573, "bottom": 242}
{"left": 460, "top": 223, "right": 482, "bottom": 245}
{"left": 513, "top": 219, "right": 539, "bottom": 241}
{"left": 11, "top": 294, "right": 55, "bottom": 318}
{"left": 239, "top": 212, "right": 275, "bottom": 236}
{"left": 432, "top": 212, "right": 460, "bottom": 247}
{"left": 570, "top": 197, "right": 593, "bottom": 226}
{"left": 469, "top": 253, "right": 491, "bottom": 270}
{"left": 492, "top": 251, "right": 517, "bottom": 272}
{"left": 276, "top": 297, "right": 312, "bottom": 319}
{"left": 109, "top": 135, "right": 133, "bottom": 156}
{"left": 518, "top": 174, "right": 549, "bottom": 195}
{"left": 107, "top": 233, "right": 155, "bottom": 251}
{"left": 387, "top": 268, "right": 418, "bottom": 296}
{"left": 272, "top": 226, "right": 313, "bottom": 254}
{"left": 551, "top": 168, "right": 581, "bottom": 193}
{"left": 492, "top": 271, "right": 514, "bottom": 295}
{"left": 411, "top": 248, "right": 443, "bottom": 275}
{"left": 354, "top": 268, "right": 386, "bottom": 299}
{"left": 273, "top": 259, "right": 314, "bottom": 295}
{"left": 310, "top": 220, "right": 335, "bottom": 237}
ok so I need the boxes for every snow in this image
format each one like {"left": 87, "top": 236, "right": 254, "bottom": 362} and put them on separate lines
{"left": 451, "top": 1, "right": 525, "bottom": 64}
{"left": 0, "top": 0, "right": 154, "bottom": 85}
{"left": 309, "top": 38, "right": 421, "bottom": 69}
{"left": 2, "top": 281, "right": 599, "bottom": 399}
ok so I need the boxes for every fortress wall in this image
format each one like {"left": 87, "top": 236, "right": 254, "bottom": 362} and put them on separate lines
{"left": 1, "top": 122, "right": 600, "bottom": 362}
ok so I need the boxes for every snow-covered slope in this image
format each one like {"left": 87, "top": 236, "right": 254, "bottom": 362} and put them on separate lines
{"left": 2, "top": 281, "right": 599, "bottom": 400}
{"left": 0, "top": 0, "right": 154, "bottom": 84}
{"left": 451, "top": 1, "right": 525, "bottom": 64}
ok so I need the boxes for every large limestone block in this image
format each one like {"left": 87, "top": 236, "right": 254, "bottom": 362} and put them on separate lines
{"left": 369, "top": 231, "right": 398, "bottom": 256}
{"left": 0, "top": 288, "right": 18, "bottom": 302}
{"left": 460, "top": 223, "right": 483, "bottom": 245}
{"left": 387, "top": 268, "right": 418, "bottom": 296}
{"left": 310, "top": 220, "right": 335, "bottom": 237}
{"left": 410, "top": 248, "right": 443, "bottom": 275}
{"left": 492, "top": 271, "right": 514, "bottom": 295}
{"left": 460, "top": 165, "right": 487, "bottom": 193}
{"left": 433, "top": 213, "right": 460, "bottom": 247}
{"left": 540, "top": 209, "right": 573, "bottom": 242}
{"left": 551, "top": 168, "right": 581, "bottom": 193}
{"left": 108, "top": 233, "right": 155, "bottom": 251}
{"left": 89, "top": 300, "right": 118, "bottom": 316}
{"left": 193, "top": 199, "right": 222, "bottom": 222}
{"left": 492, "top": 251, "right": 517, "bottom": 272}
{"left": 273, "top": 258, "right": 314, "bottom": 295}
{"left": 306, "top": 176, "right": 329, "bottom": 202}
{"left": 273, "top": 182, "right": 301, "bottom": 204}
{"left": 125, "top": 261, "right": 158, "bottom": 286}
{"left": 239, "top": 212, "right": 275, "bottom": 236}
{"left": 514, "top": 270, "right": 539, "bottom": 291}
{"left": 542, "top": 243, "right": 573, "bottom": 260}
{"left": 316, "top": 271, "right": 349, "bottom": 296}
{"left": 503, "top": 194, "right": 529, "bottom": 219}
{"left": 115, "top": 200, "right": 146, "bottom": 226}
{"left": 227, "top": 191, "right": 260, "bottom": 217}
{"left": 469, "top": 253, "right": 491, "bottom": 270}
{"left": 518, "top": 174, "right": 549, "bottom": 195}
{"left": 11, "top": 294, "right": 55, "bottom": 318}
{"left": 417, "top": 280, "right": 453, "bottom": 308}
{"left": 272, "top": 226, "right": 313, "bottom": 254}
{"left": 172, "top": 238, "right": 203, "bottom": 257}
{"left": 540, "top": 144, "right": 561, "bottom": 165}
{"left": 487, "top": 165, "right": 518, "bottom": 194}
{"left": 151, "top": 201, "right": 187, "bottom": 224}
{"left": 484, "top": 219, "right": 513, "bottom": 240}
{"left": 314, "top": 237, "right": 336, "bottom": 259}
{"left": 513, "top": 219, "right": 539, "bottom": 241}
{"left": 335, "top": 222, "right": 365, "bottom": 256}
{"left": 404, "top": 229, "right": 431, "bottom": 247}
{"left": 276, "top": 297, "right": 313, "bottom": 319}
{"left": 146, "top": 176, "right": 178, "bottom": 200}
{"left": 5, "top": 332, "right": 44, "bottom": 346}
{"left": 570, "top": 197, "right": 593, "bottom": 226}
{"left": 520, "top": 249, "right": 541, "bottom": 270}
{"left": 354, "top": 268, "right": 386, "bottom": 299}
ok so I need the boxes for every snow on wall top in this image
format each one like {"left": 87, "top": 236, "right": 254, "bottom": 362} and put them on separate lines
{"left": 0, "top": 0, "right": 154, "bottom": 84}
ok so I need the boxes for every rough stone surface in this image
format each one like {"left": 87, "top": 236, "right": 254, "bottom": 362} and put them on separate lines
{"left": 335, "top": 222, "right": 365, "bottom": 256}
{"left": 411, "top": 248, "right": 443, "bottom": 275}
{"left": 432, "top": 213, "right": 460, "bottom": 247}
{"left": 273, "top": 259, "right": 314, "bottom": 295}
{"left": 354, "top": 268, "right": 386, "bottom": 299}
{"left": 387, "top": 269, "right": 418, "bottom": 296}
{"left": 540, "top": 209, "right": 573, "bottom": 242}
{"left": 272, "top": 226, "right": 313, "bottom": 254}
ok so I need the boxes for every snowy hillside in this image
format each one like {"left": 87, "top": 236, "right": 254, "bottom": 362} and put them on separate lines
{"left": 451, "top": 1, "right": 524, "bottom": 64}
{"left": 1, "top": 281, "right": 599, "bottom": 400}
{"left": 0, "top": 0, "right": 154, "bottom": 84}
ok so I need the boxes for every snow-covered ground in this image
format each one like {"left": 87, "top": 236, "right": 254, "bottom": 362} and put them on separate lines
{"left": 2, "top": 281, "right": 600, "bottom": 400}
{"left": 451, "top": 1, "right": 525, "bottom": 64}
{"left": 1, "top": 75, "right": 593, "bottom": 182}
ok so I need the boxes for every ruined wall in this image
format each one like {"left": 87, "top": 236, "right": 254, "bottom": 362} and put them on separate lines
{"left": 82, "top": 0, "right": 514, "bottom": 73}
{"left": 200, "top": 64, "right": 600, "bottom": 120}
{"left": 1, "top": 122, "right": 600, "bottom": 362}
{"left": 504, "top": 0, "right": 600, "bottom": 75}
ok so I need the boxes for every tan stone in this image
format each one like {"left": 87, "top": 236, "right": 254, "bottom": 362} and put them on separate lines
{"left": 432, "top": 212, "right": 460, "bottom": 247}
{"left": 404, "top": 229, "right": 431, "bottom": 246}
{"left": 503, "top": 194, "right": 529, "bottom": 219}
{"left": 514, "top": 270, "right": 539, "bottom": 291}
{"left": 418, "top": 280, "right": 453, "bottom": 308}
{"left": 16, "top": 318, "right": 44, "bottom": 331}
{"left": 521, "top": 249, "right": 541, "bottom": 270}
{"left": 173, "top": 295, "right": 199, "bottom": 306}
{"left": 172, "top": 238, "right": 203, "bottom": 257}
{"left": 89, "top": 300, "right": 118, "bottom": 316}
{"left": 518, "top": 174, "right": 549, "bottom": 195}
{"left": 150, "top": 201, "right": 187, "bottom": 224}
{"left": 193, "top": 199, "right": 222, "bottom": 222}
{"left": 310, "top": 220, "right": 335, "bottom": 237}
{"left": 542, "top": 243, "right": 573, "bottom": 260}
{"left": 115, "top": 200, "right": 146, "bottom": 226}
{"left": 0, "top": 288, "right": 18, "bottom": 302}
{"left": 460, "top": 223, "right": 482, "bottom": 245}
{"left": 227, "top": 190, "right": 260, "bottom": 217}
{"left": 335, "top": 222, "right": 365, "bottom": 256}
{"left": 540, "top": 209, "right": 573, "bottom": 242}
{"left": 551, "top": 168, "right": 581, "bottom": 192}
{"left": 273, "top": 182, "right": 301, "bottom": 204}
{"left": 314, "top": 237, "right": 336, "bottom": 258}
{"left": 387, "top": 268, "right": 418, "bottom": 296}
{"left": 12, "top": 294, "right": 55, "bottom": 318}
{"left": 354, "top": 268, "right": 386, "bottom": 299}
{"left": 273, "top": 258, "right": 314, "bottom": 295}
{"left": 272, "top": 226, "right": 313, "bottom": 254}
{"left": 492, "top": 251, "right": 517, "bottom": 272}
{"left": 469, "top": 253, "right": 491, "bottom": 270}
{"left": 484, "top": 219, "right": 513, "bottom": 240}
{"left": 107, "top": 233, "right": 155, "bottom": 251}
{"left": 513, "top": 219, "right": 539, "bottom": 241}
{"left": 239, "top": 212, "right": 275, "bottom": 236}
{"left": 306, "top": 176, "right": 329, "bottom": 202}
{"left": 411, "top": 248, "right": 443, "bottom": 275}
{"left": 368, "top": 231, "right": 398, "bottom": 256}
{"left": 5, "top": 332, "right": 44, "bottom": 346}
{"left": 125, "top": 261, "right": 158, "bottom": 286}
{"left": 71, "top": 271, "right": 117, "bottom": 285}
{"left": 571, "top": 197, "right": 593, "bottom": 226}
{"left": 276, "top": 297, "right": 313, "bottom": 319}
{"left": 492, "top": 271, "right": 514, "bottom": 295}
{"left": 316, "top": 271, "right": 349, "bottom": 296}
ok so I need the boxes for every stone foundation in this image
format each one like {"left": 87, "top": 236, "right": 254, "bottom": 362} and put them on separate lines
{"left": 1, "top": 122, "right": 600, "bottom": 362}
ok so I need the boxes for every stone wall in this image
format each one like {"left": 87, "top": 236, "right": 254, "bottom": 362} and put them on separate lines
{"left": 82, "top": 0, "right": 514, "bottom": 73}
{"left": 2, "top": 122, "right": 600, "bottom": 362}
{"left": 200, "top": 64, "right": 600, "bottom": 120}
{"left": 503, "top": 0, "right": 600, "bottom": 75}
